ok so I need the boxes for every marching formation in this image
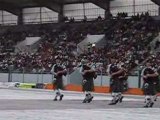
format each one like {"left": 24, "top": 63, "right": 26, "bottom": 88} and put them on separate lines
{"left": 51, "top": 56, "right": 160, "bottom": 108}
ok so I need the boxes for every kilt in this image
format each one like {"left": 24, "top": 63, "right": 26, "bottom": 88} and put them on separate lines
{"left": 82, "top": 77, "right": 94, "bottom": 92}
{"left": 155, "top": 79, "right": 160, "bottom": 92}
{"left": 142, "top": 82, "right": 156, "bottom": 96}
{"left": 53, "top": 76, "right": 64, "bottom": 90}
{"left": 110, "top": 77, "right": 124, "bottom": 93}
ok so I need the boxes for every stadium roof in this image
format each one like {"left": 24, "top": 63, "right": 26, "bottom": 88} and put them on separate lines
{"left": 0, "top": 0, "right": 110, "bottom": 15}
{"left": 0, "top": 0, "right": 159, "bottom": 14}
{"left": 0, "top": 0, "right": 109, "bottom": 8}
{"left": 151, "top": 0, "right": 160, "bottom": 6}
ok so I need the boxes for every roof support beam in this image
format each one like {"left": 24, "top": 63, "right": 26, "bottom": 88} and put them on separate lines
{"left": 0, "top": 1, "right": 21, "bottom": 15}
{"left": 151, "top": 0, "right": 160, "bottom": 16}
{"left": 91, "top": 0, "right": 110, "bottom": 19}
{"left": 151, "top": 0, "right": 160, "bottom": 6}
{"left": 63, "top": 0, "right": 91, "bottom": 4}
{"left": 58, "top": 5, "right": 64, "bottom": 23}
{"left": 33, "top": 0, "right": 61, "bottom": 13}
{"left": 17, "top": 8, "right": 23, "bottom": 25}
{"left": 91, "top": 0, "right": 109, "bottom": 10}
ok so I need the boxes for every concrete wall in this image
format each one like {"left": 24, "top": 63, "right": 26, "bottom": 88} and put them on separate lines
{"left": 0, "top": 73, "right": 8, "bottom": 82}
{"left": 0, "top": 73, "right": 141, "bottom": 88}
{"left": 0, "top": 73, "right": 69, "bottom": 86}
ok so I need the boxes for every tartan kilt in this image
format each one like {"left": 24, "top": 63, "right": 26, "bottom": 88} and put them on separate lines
{"left": 155, "top": 79, "right": 160, "bottom": 92}
{"left": 142, "top": 82, "right": 156, "bottom": 96}
{"left": 53, "top": 76, "right": 64, "bottom": 90}
{"left": 110, "top": 77, "right": 124, "bottom": 93}
{"left": 82, "top": 78, "right": 94, "bottom": 92}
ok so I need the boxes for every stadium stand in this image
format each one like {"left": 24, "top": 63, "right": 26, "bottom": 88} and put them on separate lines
{"left": 0, "top": 12, "right": 159, "bottom": 74}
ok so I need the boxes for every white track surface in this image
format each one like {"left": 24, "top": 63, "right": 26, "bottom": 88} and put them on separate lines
{"left": 0, "top": 88, "right": 160, "bottom": 120}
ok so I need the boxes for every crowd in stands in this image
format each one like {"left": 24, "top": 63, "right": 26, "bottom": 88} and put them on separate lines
{"left": 0, "top": 12, "right": 160, "bottom": 74}
{"left": 0, "top": 19, "right": 105, "bottom": 73}
{"left": 78, "top": 12, "right": 159, "bottom": 73}
{"left": 108, "top": 12, "right": 159, "bottom": 71}
{"left": 0, "top": 30, "right": 25, "bottom": 53}
{"left": 155, "top": 39, "right": 160, "bottom": 50}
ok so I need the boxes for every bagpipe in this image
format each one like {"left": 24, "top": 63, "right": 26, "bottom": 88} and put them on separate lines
{"left": 109, "top": 65, "right": 128, "bottom": 80}
{"left": 118, "top": 68, "right": 128, "bottom": 80}
{"left": 142, "top": 68, "right": 158, "bottom": 83}
{"left": 55, "top": 66, "right": 67, "bottom": 77}
{"left": 57, "top": 70, "right": 67, "bottom": 76}
{"left": 82, "top": 64, "right": 97, "bottom": 79}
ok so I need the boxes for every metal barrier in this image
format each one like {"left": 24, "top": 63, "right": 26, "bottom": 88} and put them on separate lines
{"left": 0, "top": 69, "right": 142, "bottom": 88}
